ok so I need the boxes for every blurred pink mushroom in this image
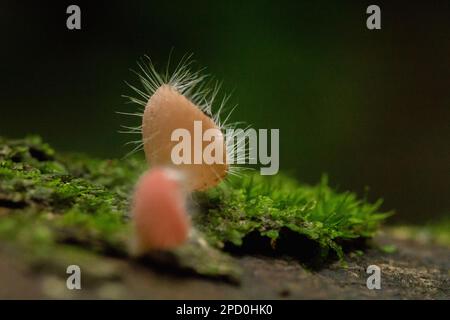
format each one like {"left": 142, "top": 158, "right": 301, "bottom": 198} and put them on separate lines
{"left": 131, "top": 167, "right": 190, "bottom": 254}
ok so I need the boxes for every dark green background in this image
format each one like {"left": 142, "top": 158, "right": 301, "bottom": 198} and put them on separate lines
{"left": 1, "top": 1, "right": 449, "bottom": 223}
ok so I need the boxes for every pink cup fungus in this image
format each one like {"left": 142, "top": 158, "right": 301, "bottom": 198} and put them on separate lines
{"left": 131, "top": 167, "right": 190, "bottom": 254}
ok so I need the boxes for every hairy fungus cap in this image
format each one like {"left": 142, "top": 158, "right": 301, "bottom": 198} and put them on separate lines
{"left": 132, "top": 167, "right": 190, "bottom": 253}
{"left": 142, "top": 84, "right": 228, "bottom": 191}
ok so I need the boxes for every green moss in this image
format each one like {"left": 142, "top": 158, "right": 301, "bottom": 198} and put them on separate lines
{"left": 0, "top": 136, "right": 391, "bottom": 280}
{"left": 0, "top": 136, "right": 240, "bottom": 280}
{"left": 380, "top": 244, "right": 397, "bottom": 254}
{"left": 387, "top": 217, "right": 450, "bottom": 247}
{"left": 195, "top": 174, "right": 391, "bottom": 259}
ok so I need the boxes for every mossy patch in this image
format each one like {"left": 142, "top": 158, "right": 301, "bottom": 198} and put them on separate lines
{"left": 0, "top": 136, "right": 239, "bottom": 281}
{"left": 387, "top": 218, "right": 450, "bottom": 248}
{"left": 195, "top": 173, "right": 391, "bottom": 263}
{"left": 0, "top": 136, "right": 391, "bottom": 281}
